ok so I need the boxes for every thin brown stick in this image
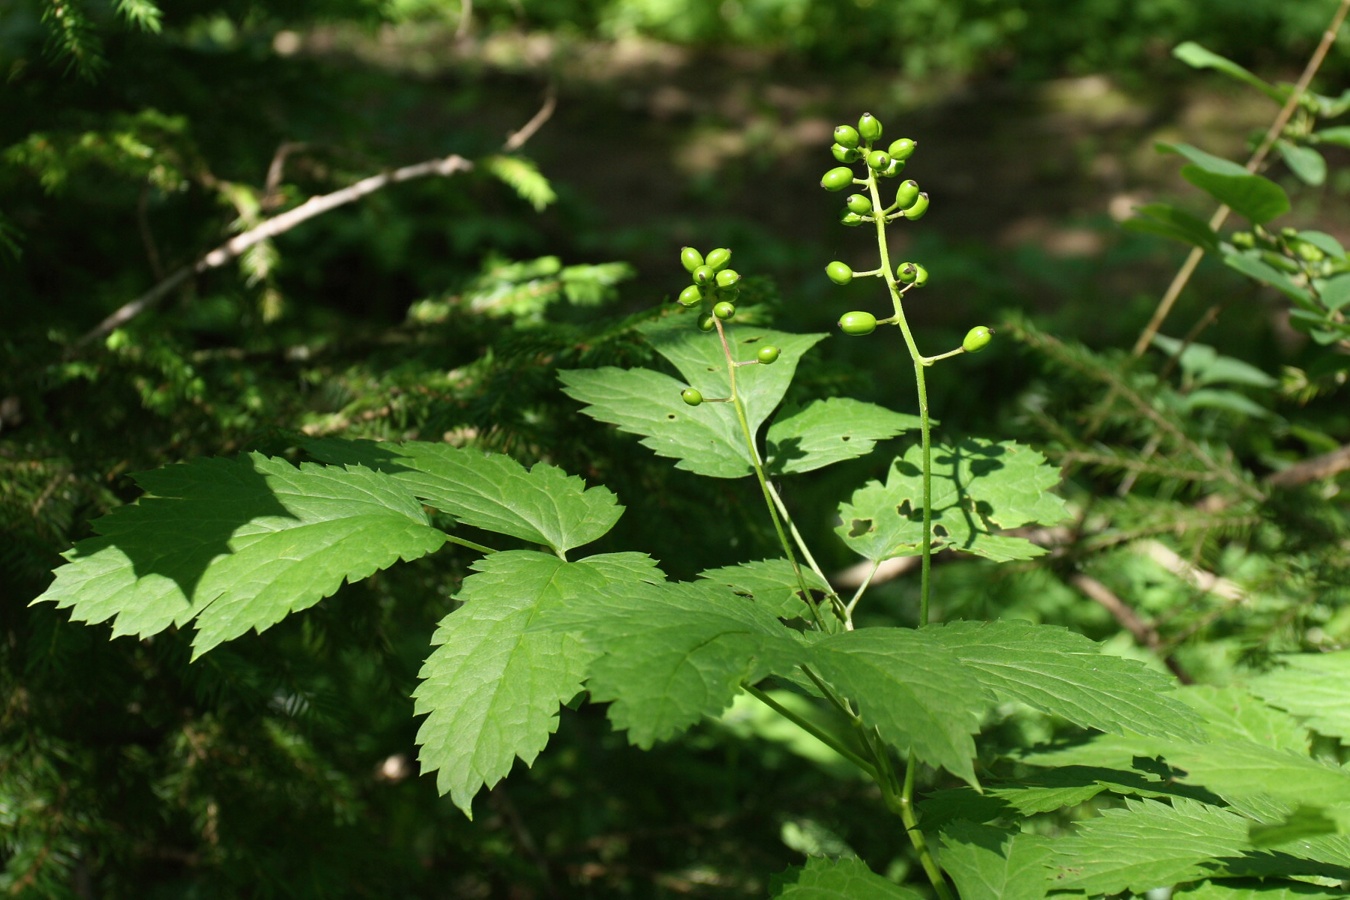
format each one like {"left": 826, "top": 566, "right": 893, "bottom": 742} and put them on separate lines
{"left": 1130, "top": 0, "right": 1350, "bottom": 358}
{"left": 1265, "top": 442, "right": 1350, "bottom": 487}
{"left": 1069, "top": 572, "right": 1194, "bottom": 684}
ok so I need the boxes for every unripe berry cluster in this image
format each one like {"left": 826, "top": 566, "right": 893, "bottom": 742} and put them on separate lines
{"left": 822, "top": 113, "right": 928, "bottom": 227}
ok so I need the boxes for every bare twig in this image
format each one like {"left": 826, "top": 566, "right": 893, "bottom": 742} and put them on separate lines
{"left": 503, "top": 84, "right": 556, "bottom": 152}
{"left": 1130, "top": 0, "right": 1350, "bottom": 358}
{"left": 1265, "top": 442, "right": 1350, "bottom": 487}
{"left": 263, "top": 141, "right": 309, "bottom": 210}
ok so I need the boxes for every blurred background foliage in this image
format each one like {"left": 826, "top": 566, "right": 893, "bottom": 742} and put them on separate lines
{"left": 3, "top": 0, "right": 1349, "bottom": 895}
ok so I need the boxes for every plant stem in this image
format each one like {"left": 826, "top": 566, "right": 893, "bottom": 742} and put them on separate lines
{"left": 741, "top": 683, "right": 877, "bottom": 778}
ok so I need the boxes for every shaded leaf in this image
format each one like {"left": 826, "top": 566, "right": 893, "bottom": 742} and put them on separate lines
{"left": 34, "top": 454, "right": 448, "bottom": 657}
{"left": 1173, "top": 42, "right": 1284, "bottom": 103}
{"left": 697, "top": 558, "right": 831, "bottom": 621}
{"left": 938, "top": 822, "right": 1053, "bottom": 900}
{"left": 1125, "top": 202, "right": 1220, "bottom": 252}
{"left": 770, "top": 856, "right": 923, "bottom": 898}
{"left": 1248, "top": 651, "right": 1350, "bottom": 742}
{"left": 1277, "top": 141, "right": 1326, "bottom": 186}
{"left": 765, "top": 398, "right": 921, "bottom": 475}
{"left": 1158, "top": 142, "right": 1290, "bottom": 224}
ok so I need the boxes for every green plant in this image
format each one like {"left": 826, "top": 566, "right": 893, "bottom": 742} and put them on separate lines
{"left": 30, "top": 98, "right": 1350, "bottom": 899}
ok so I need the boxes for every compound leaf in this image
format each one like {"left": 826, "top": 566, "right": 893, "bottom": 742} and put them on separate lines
{"left": 1247, "top": 652, "right": 1350, "bottom": 742}
{"left": 34, "top": 454, "right": 448, "bottom": 658}
{"left": 804, "top": 628, "right": 988, "bottom": 785}
{"left": 927, "top": 620, "right": 1200, "bottom": 740}
{"left": 770, "top": 856, "right": 923, "bottom": 898}
{"left": 536, "top": 579, "right": 800, "bottom": 747}
{"left": 938, "top": 822, "right": 1054, "bottom": 900}
{"left": 305, "top": 438, "right": 621, "bottom": 554}
{"left": 414, "top": 550, "right": 663, "bottom": 816}
{"left": 697, "top": 558, "right": 830, "bottom": 621}
{"left": 837, "top": 438, "right": 1067, "bottom": 562}
{"left": 766, "top": 398, "right": 921, "bottom": 475}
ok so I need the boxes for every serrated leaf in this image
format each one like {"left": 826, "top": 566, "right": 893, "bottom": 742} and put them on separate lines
{"left": 34, "top": 454, "right": 448, "bottom": 657}
{"left": 1172, "top": 42, "right": 1284, "bottom": 103}
{"left": 1166, "top": 740, "right": 1350, "bottom": 809}
{"left": 769, "top": 856, "right": 923, "bottom": 898}
{"left": 304, "top": 439, "right": 621, "bottom": 554}
{"left": 1176, "top": 879, "right": 1350, "bottom": 899}
{"left": 482, "top": 154, "right": 555, "bottom": 211}
{"left": 1179, "top": 685, "right": 1310, "bottom": 753}
{"left": 804, "top": 628, "right": 988, "bottom": 785}
{"left": 1124, "top": 202, "right": 1220, "bottom": 252}
{"left": 837, "top": 438, "right": 1067, "bottom": 563}
{"left": 1051, "top": 797, "right": 1250, "bottom": 894}
{"left": 1247, "top": 652, "right": 1350, "bottom": 742}
{"left": 697, "top": 558, "right": 831, "bottom": 620}
{"left": 1158, "top": 142, "right": 1290, "bottom": 224}
{"left": 1277, "top": 141, "right": 1326, "bottom": 186}
{"left": 938, "top": 822, "right": 1054, "bottom": 900}
{"left": 559, "top": 366, "right": 754, "bottom": 477}
{"left": 535, "top": 580, "right": 799, "bottom": 747}
{"left": 1249, "top": 805, "right": 1339, "bottom": 848}
{"left": 414, "top": 551, "right": 663, "bottom": 816}
{"left": 927, "top": 620, "right": 1200, "bottom": 740}
{"left": 560, "top": 313, "right": 827, "bottom": 478}
{"left": 765, "top": 398, "right": 921, "bottom": 475}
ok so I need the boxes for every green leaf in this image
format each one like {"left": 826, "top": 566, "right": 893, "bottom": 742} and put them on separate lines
{"left": 1312, "top": 125, "right": 1350, "bottom": 148}
{"left": 1051, "top": 797, "right": 1251, "bottom": 894}
{"left": 1158, "top": 142, "right": 1290, "bottom": 224}
{"left": 765, "top": 398, "right": 921, "bottom": 475}
{"left": 804, "top": 628, "right": 988, "bottom": 784}
{"left": 1222, "top": 250, "right": 1313, "bottom": 306}
{"left": 769, "top": 856, "right": 923, "bottom": 898}
{"left": 414, "top": 551, "right": 662, "bottom": 816}
{"left": 1248, "top": 652, "right": 1350, "bottom": 742}
{"left": 1172, "top": 42, "right": 1284, "bottom": 102}
{"left": 1176, "top": 879, "right": 1350, "bottom": 899}
{"left": 559, "top": 365, "right": 755, "bottom": 477}
{"left": 837, "top": 438, "right": 1067, "bottom": 562}
{"left": 482, "top": 155, "right": 555, "bottom": 211}
{"left": 535, "top": 579, "right": 799, "bottom": 747}
{"left": 1179, "top": 685, "right": 1310, "bottom": 753}
{"left": 33, "top": 454, "right": 448, "bottom": 658}
{"left": 560, "top": 313, "right": 827, "bottom": 478}
{"left": 1124, "top": 202, "right": 1220, "bottom": 252}
{"left": 304, "top": 439, "right": 621, "bottom": 554}
{"left": 927, "top": 620, "right": 1200, "bottom": 740}
{"left": 938, "top": 822, "right": 1053, "bottom": 900}
{"left": 697, "top": 558, "right": 831, "bottom": 621}
{"left": 1166, "top": 740, "right": 1350, "bottom": 809}
{"left": 1297, "top": 230, "right": 1347, "bottom": 259}
{"left": 1249, "top": 805, "right": 1339, "bottom": 848}
{"left": 1151, "top": 335, "right": 1279, "bottom": 389}
{"left": 1277, "top": 140, "right": 1327, "bottom": 186}
{"left": 1321, "top": 275, "right": 1350, "bottom": 312}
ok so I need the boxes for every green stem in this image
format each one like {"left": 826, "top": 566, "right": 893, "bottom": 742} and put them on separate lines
{"left": 766, "top": 481, "right": 848, "bottom": 625}
{"left": 741, "top": 683, "right": 877, "bottom": 778}
{"left": 445, "top": 534, "right": 497, "bottom": 555}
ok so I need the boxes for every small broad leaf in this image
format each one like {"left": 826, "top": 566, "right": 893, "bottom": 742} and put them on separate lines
{"left": 837, "top": 438, "right": 1068, "bottom": 563}
{"left": 804, "top": 628, "right": 988, "bottom": 785}
{"left": 769, "top": 856, "right": 923, "bottom": 898}
{"left": 535, "top": 579, "right": 800, "bottom": 747}
{"left": 927, "top": 620, "right": 1200, "bottom": 740}
{"left": 34, "top": 454, "right": 448, "bottom": 658}
{"left": 1297, "top": 230, "right": 1346, "bottom": 259}
{"left": 1313, "top": 125, "right": 1350, "bottom": 148}
{"left": 1221, "top": 250, "right": 1313, "bottom": 306}
{"left": 1158, "top": 142, "right": 1290, "bottom": 224}
{"left": 1151, "top": 334, "right": 1279, "bottom": 389}
{"left": 1175, "top": 879, "right": 1350, "bottom": 899}
{"left": 304, "top": 439, "right": 621, "bottom": 554}
{"left": 1172, "top": 42, "right": 1284, "bottom": 102}
{"left": 1277, "top": 140, "right": 1327, "bottom": 186}
{"left": 697, "top": 558, "right": 831, "bottom": 621}
{"left": 414, "top": 551, "right": 663, "bottom": 817}
{"left": 1124, "top": 202, "right": 1220, "bottom": 252}
{"left": 938, "top": 822, "right": 1054, "bottom": 900}
{"left": 1051, "top": 797, "right": 1251, "bottom": 894}
{"left": 1247, "top": 651, "right": 1350, "bottom": 742}
{"left": 765, "top": 398, "right": 921, "bottom": 475}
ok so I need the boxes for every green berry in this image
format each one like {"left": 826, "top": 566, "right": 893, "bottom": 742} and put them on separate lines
{"left": 880, "top": 159, "right": 905, "bottom": 178}
{"left": 681, "top": 388, "right": 704, "bottom": 406}
{"left": 834, "top": 125, "right": 861, "bottom": 149}
{"left": 677, "top": 284, "right": 703, "bottom": 307}
{"left": 699, "top": 314, "right": 716, "bottom": 332}
{"left": 825, "top": 260, "right": 854, "bottom": 285}
{"left": 894, "top": 180, "right": 920, "bottom": 210}
{"left": 693, "top": 264, "right": 715, "bottom": 285}
{"left": 962, "top": 326, "right": 993, "bottom": 353}
{"left": 680, "top": 247, "right": 704, "bottom": 273}
{"left": 838, "top": 311, "right": 877, "bottom": 335}
{"left": 857, "top": 112, "right": 883, "bottom": 143}
{"left": 866, "top": 149, "right": 890, "bottom": 171}
{"left": 887, "top": 138, "right": 917, "bottom": 160}
{"left": 821, "top": 167, "right": 855, "bottom": 192}
{"left": 831, "top": 143, "right": 862, "bottom": 163}
{"left": 705, "top": 247, "right": 732, "bottom": 271}
{"left": 715, "top": 268, "right": 740, "bottom": 288}
{"left": 713, "top": 300, "right": 736, "bottom": 320}
{"left": 1231, "top": 231, "right": 1256, "bottom": 249}
{"left": 897, "top": 262, "right": 928, "bottom": 286}
{"left": 904, "top": 192, "right": 930, "bottom": 220}
{"left": 757, "top": 345, "right": 780, "bottom": 365}
{"left": 839, "top": 211, "right": 865, "bottom": 226}
{"left": 845, "top": 193, "right": 872, "bottom": 214}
